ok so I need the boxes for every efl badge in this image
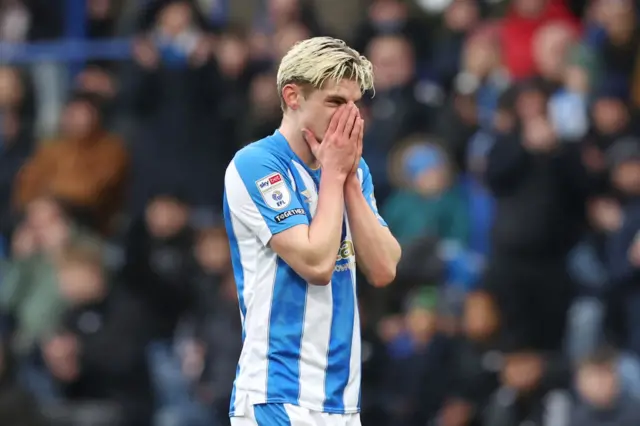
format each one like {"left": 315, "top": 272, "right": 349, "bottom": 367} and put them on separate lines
{"left": 256, "top": 172, "right": 291, "bottom": 210}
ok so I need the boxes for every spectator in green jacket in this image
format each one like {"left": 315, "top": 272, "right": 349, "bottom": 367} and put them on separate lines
{"left": 382, "top": 141, "right": 470, "bottom": 248}
{"left": 0, "top": 196, "right": 100, "bottom": 355}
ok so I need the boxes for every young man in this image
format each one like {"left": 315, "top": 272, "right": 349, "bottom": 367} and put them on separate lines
{"left": 223, "top": 37, "right": 402, "bottom": 426}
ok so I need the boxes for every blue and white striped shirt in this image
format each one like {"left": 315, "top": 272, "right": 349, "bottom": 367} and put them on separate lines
{"left": 223, "top": 130, "right": 386, "bottom": 417}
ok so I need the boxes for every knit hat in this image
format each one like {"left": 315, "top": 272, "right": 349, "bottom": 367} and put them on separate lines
{"left": 402, "top": 144, "right": 446, "bottom": 182}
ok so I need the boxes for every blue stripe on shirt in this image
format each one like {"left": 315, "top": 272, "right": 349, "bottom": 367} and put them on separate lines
{"left": 323, "top": 225, "right": 356, "bottom": 411}
{"left": 267, "top": 258, "right": 308, "bottom": 403}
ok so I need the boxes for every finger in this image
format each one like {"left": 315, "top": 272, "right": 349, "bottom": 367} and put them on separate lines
{"left": 327, "top": 105, "right": 345, "bottom": 135}
{"left": 352, "top": 145, "right": 361, "bottom": 174}
{"left": 350, "top": 112, "right": 363, "bottom": 139}
{"left": 342, "top": 104, "right": 359, "bottom": 137}
{"left": 356, "top": 118, "right": 364, "bottom": 158}
{"left": 302, "top": 128, "right": 320, "bottom": 154}
{"left": 354, "top": 119, "right": 364, "bottom": 165}
{"left": 336, "top": 103, "right": 356, "bottom": 135}
{"left": 349, "top": 117, "right": 363, "bottom": 142}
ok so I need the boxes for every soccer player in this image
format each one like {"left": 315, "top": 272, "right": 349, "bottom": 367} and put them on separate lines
{"left": 223, "top": 37, "right": 402, "bottom": 426}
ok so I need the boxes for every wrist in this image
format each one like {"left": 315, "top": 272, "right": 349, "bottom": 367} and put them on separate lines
{"left": 344, "top": 174, "right": 361, "bottom": 192}
{"left": 321, "top": 170, "right": 348, "bottom": 185}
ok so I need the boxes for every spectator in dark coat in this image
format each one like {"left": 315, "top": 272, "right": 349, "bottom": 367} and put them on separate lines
{"left": 0, "top": 66, "right": 35, "bottom": 238}
{"left": 42, "top": 241, "right": 153, "bottom": 426}
{"left": 480, "top": 81, "right": 584, "bottom": 424}
{"left": 127, "top": 0, "right": 225, "bottom": 212}
{"left": 484, "top": 81, "right": 587, "bottom": 353}
{"left": 121, "top": 191, "right": 199, "bottom": 341}
{"left": 362, "top": 34, "right": 434, "bottom": 204}
{"left": 571, "top": 347, "right": 640, "bottom": 426}
{"left": 352, "top": 0, "right": 431, "bottom": 63}
{"left": 604, "top": 138, "right": 640, "bottom": 355}
{"left": 435, "top": 290, "right": 501, "bottom": 426}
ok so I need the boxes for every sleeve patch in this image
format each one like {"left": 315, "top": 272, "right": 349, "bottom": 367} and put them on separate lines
{"left": 256, "top": 172, "right": 291, "bottom": 210}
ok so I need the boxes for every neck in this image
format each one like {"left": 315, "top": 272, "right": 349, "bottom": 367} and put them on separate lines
{"left": 279, "top": 115, "right": 320, "bottom": 169}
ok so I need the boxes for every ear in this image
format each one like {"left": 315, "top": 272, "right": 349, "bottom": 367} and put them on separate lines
{"left": 282, "top": 83, "right": 302, "bottom": 111}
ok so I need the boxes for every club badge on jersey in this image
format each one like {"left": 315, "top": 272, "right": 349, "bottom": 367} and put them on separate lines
{"left": 256, "top": 172, "right": 291, "bottom": 210}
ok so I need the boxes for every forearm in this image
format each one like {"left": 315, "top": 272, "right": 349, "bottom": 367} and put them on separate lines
{"left": 345, "top": 178, "right": 401, "bottom": 286}
{"left": 305, "top": 172, "right": 347, "bottom": 276}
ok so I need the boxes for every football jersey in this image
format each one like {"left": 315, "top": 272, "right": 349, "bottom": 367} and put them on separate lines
{"left": 223, "top": 130, "right": 386, "bottom": 417}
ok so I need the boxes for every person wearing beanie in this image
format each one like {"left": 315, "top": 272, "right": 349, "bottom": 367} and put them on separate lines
{"left": 382, "top": 142, "right": 469, "bottom": 247}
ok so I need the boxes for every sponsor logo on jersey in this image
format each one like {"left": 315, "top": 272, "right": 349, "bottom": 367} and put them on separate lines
{"left": 334, "top": 263, "right": 355, "bottom": 273}
{"left": 336, "top": 240, "right": 355, "bottom": 261}
{"left": 269, "top": 174, "right": 282, "bottom": 185}
{"left": 334, "top": 240, "right": 356, "bottom": 272}
{"left": 256, "top": 172, "right": 282, "bottom": 190}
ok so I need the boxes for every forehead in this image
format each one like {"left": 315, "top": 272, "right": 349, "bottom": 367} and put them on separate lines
{"left": 318, "top": 79, "right": 363, "bottom": 102}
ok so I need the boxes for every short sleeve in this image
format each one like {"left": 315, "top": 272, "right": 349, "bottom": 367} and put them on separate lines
{"left": 225, "top": 148, "right": 308, "bottom": 245}
{"left": 358, "top": 160, "right": 388, "bottom": 227}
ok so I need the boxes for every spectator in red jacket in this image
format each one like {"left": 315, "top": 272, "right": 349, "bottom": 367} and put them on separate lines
{"left": 501, "top": 0, "right": 580, "bottom": 80}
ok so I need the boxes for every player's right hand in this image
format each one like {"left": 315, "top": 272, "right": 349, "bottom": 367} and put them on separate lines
{"left": 302, "top": 103, "right": 362, "bottom": 179}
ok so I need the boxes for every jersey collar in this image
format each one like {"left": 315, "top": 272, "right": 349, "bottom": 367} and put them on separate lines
{"left": 272, "top": 129, "right": 321, "bottom": 177}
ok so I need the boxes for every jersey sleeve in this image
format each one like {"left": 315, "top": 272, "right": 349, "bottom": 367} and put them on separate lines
{"left": 358, "top": 160, "right": 388, "bottom": 227}
{"left": 225, "top": 149, "right": 308, "bottom": 245}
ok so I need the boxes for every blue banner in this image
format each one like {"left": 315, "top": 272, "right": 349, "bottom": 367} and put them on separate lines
{"left": 0, "top": 39, "right": 133, "bottom": 64}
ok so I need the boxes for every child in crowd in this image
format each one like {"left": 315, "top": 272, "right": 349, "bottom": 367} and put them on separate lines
{"left": 383, "top": 142, "right": 469, "bottom": 248}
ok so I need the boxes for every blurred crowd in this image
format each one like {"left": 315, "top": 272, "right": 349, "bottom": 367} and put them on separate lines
{"left": 1, "top": 0, "right": 640, "bottom": 425}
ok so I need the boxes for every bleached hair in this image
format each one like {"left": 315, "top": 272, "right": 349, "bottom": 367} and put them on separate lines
{"left": 277, "top": 36, "right": 375, "bottom": 109}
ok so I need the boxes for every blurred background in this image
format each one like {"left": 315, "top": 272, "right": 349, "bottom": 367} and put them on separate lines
{"left": 0, "top": 0, "right": 640, "bottom": 425}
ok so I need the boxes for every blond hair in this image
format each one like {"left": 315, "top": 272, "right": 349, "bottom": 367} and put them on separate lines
{"left": 277, "top": 36, "right": 374, "bottom": 110}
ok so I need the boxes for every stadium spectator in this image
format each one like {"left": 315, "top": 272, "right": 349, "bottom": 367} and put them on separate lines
{"left": 571, "top": 347, "right": 640, "bottom": 426}
{"left": 128, "top": 0, "right": 225, "bottom": 212}
{"left": 0, "top": 66, "right": 35, "bottom": 238}
{"left": 1, "top": 197, "right": 99, "bottom": 356}
{"left": 13, "top": 93, "right": 129, "bottom": 235}
{"left": 43, "top": 240, "right": 154, "bottom": 426}
{"left": 383, "top": 141, "right": 469, "bottom": 247}
{"left": 364, "top": 34, "right": 432, "bottom": 203}
{"left": 500, "top": 0, "right": 579, "bottom": 80}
